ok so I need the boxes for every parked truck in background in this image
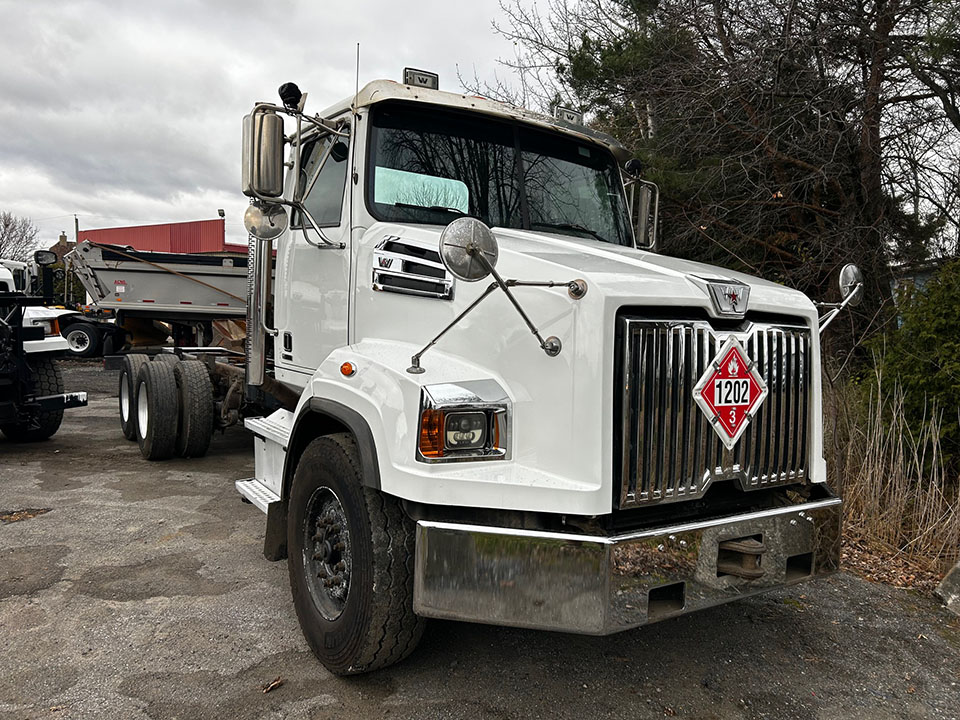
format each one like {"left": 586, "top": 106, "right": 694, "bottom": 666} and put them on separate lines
{"left": 127, "top": 70, "right": 864, "bottom": 675}
{"left": 0, "top": 251, "right": 87, "bottom": 442}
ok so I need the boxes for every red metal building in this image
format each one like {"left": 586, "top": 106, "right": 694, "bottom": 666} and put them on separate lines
{"left": 78, "top": 219, "right": 246, "bottom": 254}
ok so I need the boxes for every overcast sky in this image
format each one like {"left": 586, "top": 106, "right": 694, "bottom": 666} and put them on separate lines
{"left": 0, "top": 0, "right": 518, "bottom": 246}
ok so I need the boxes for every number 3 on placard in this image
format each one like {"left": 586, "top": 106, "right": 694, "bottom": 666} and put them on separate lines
{"left": 729, "top": 408, "right": 736, "bottom": 425}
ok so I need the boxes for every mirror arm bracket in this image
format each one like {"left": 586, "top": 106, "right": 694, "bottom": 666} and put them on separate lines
{"left": 407, "top": 254, "right": 585, "bottom": 374}
{"left": 407, "top": 282, "right": 500, "bottom": 374}
{"left": 817, "top": 283, "right": 862, "bottom": 334}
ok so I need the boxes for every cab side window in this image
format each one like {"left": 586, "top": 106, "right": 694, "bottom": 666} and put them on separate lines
{"left": 293, "top": 136, "right": 349, "bottom": 228}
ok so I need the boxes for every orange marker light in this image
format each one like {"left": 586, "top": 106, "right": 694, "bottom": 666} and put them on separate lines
{"left": 340, "top": 362, "right": 356, "bottom": 377}
{"left": 419, "top": 409, "right": 444, "bottom": 458}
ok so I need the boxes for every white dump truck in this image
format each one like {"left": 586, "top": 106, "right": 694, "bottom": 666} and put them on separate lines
{"left": 129, "top": 70, "right": 864, "bottom": 675}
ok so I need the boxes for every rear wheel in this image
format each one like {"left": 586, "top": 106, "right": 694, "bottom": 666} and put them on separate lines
{"left": 0, "top": 358, "right": 64, "bottom": 442}
{"left": 135, "top": 361, "right": 178, "bottom": 460}
{"left": 287, "top": 434, "right": 425, "bottom": 675}
{"left": 119, "top": 353, "right": 149, "bottom": 440}
{"left": 64, "top": 325, "right": 100, "bottom": 358}
{"left": 173, "top": 360, "right": 214, "bottom": 458}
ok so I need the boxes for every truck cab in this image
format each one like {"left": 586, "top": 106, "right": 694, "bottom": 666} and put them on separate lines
{"left": 237, "top": 73, "right": 855, "bottom": 675}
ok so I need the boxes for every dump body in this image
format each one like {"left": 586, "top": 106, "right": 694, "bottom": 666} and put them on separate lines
{"left": 68, "top": 241, "right": 247, "bottom": 319}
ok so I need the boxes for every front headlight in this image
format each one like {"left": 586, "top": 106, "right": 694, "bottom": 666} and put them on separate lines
{"left": 31, "top": 319, "right": 59, "bottom": 336}
{"left": 417, "top": 381, "right": 510, "bottom": 463}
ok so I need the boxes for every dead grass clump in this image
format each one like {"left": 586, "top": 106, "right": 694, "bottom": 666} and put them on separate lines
{"left": 825, "top": 366, "right": 960, "bottom": 576}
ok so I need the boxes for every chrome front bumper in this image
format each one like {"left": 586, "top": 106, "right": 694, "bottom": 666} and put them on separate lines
{"left": 413, "top": 497, "right": 841, "bottom": 634}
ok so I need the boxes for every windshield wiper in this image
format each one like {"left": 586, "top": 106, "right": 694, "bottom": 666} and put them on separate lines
{"left": 530, "top": 221, "right": 609, "bottom": 244}
{"left": 393, "top": 202, "right": 473, "bottom": 217}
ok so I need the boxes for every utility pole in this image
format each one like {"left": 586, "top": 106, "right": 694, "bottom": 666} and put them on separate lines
{"left": 70, "top": 214, "right": 79, "bottom": 306}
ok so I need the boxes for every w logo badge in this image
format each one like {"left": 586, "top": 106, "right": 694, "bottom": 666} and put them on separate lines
{"left": 377, "top": 257, "right": 393, "bottom": 269}
{"left": 707, "top": 281, "right": 750, "bottom": 316}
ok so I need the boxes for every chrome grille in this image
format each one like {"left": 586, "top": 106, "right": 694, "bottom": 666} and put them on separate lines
{"left": 618, "top": 318, "right": 810, "bottom": 509}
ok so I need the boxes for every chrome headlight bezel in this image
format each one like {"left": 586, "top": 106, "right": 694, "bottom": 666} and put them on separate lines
{"left": 416, "top": 380, "right": 511, "bottom": 463}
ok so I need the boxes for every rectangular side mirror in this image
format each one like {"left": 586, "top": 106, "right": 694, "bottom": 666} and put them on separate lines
{"left": 630, "top": 181, "right": 659, "bottom": 251}
{"left": 33, "top": 250, "right": 58, "bottom": 266}
{"left": 242, "top": 110, "right": 285, "bottom": 199}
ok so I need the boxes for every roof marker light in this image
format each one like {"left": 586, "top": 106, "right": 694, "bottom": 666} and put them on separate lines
{"left": 403, "top": 68, "right": 439, "bottom": 90}
{"left": 554, "top": 106, "right": 583, "bottom": 125}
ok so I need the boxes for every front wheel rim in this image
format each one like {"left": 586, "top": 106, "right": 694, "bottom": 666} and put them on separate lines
{"left": 67, "top": 330, "right": 89, "bottom": 352}
{"left": 137, "top": 381, "right": 149, "bottom": 437}
{"left": 303, "top": 487, "right": 352, "bottom": 620}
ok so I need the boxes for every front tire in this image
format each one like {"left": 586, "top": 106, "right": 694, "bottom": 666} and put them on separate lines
{"left": 287, "top": 434, "right": 425, "bottom": 675}
{"left": 64, "top": 325, "right": 100, "bottom": 358}
{"left": 0, "top": 358, "right": 64, "bottom": 442}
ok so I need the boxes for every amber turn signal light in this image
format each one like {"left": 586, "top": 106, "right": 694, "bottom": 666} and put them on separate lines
{"left": 419, "top": 408, "right": 445, "bottom": 458}
{"left": 340, "top": 362, "right": 356, "bottom": 377}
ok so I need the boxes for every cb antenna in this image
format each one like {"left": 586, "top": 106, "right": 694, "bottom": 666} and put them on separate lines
{"left": 352, "top": 43, "right": 360, "bottom": 115}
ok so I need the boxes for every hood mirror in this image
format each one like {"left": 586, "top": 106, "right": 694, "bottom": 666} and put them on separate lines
{"left": 818, "top": 263, "right": 865, "bottom": 334}
{"left": 439, "top": 217, "right": 499, "bottom": 282}
{"left": 839, "top": 263, "right": 864, "bottom": 306}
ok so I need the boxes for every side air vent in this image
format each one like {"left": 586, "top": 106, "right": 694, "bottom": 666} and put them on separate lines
{"left": 373, "top": 238, "right": 454, "bottom": 300}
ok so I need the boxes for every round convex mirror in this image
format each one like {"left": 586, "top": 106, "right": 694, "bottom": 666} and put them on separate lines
{"left": 839, "top": 263, "right": 864, "bottom": 306}
{"left": 243, "top": 202, "right": 288, "bottom": 240}
{"left": 439, "top": 218, "right": 499, "bottom": 282}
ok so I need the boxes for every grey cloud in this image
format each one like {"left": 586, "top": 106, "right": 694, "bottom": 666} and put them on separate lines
{"left": 0, "top": 0, "right": 516, "bottom": 243}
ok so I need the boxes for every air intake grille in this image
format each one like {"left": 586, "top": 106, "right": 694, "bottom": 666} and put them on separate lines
{"left": 617, "top": 318, "right": 811, "bottom": 509}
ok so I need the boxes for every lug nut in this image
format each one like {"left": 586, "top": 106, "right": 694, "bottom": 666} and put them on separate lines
{"left": 334, "top": 561, "right": 346, "bottom": 572}
{"left": 334, "top": 542, "right": 345, "bottom": 551}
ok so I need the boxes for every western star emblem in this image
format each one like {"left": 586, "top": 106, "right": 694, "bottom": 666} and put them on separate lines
{"left": 692, "top": 336, "right": 768, "bottom": 449}
{"left": 707, "top": 281, "right": 750, "bottom": 316}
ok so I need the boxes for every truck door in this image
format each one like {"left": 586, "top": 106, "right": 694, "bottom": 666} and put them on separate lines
{"left": 275, "top": 128, "right": 351, "bottom": 379}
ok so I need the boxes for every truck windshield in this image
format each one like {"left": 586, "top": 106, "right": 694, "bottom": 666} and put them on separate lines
{"left": 367, "top": 102, "right": 632, "bottom": 247}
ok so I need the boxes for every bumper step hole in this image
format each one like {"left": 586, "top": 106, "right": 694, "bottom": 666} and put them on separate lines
{"left": 648, "top": 582, "right": 685, "bottom": 620}
{"left": 786, "top": 552, "right": 814, "bottom": 581}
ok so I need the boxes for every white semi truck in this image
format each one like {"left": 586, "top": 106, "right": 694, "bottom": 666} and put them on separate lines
{"left": 129, "top": 70, "right": 863, "bottom": 675}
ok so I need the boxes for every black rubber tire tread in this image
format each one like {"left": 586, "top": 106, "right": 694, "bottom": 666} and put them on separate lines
{"left": 288, "top": 433, "right": 425, "bottom": 675}
{"left": 0, "top": 358, "right": 64, "bottom": 442}
{"left": 119, "top": 353, "right": 150, "bottom": 440}
{"left": 64, "top": 324, "right": 100, "bottom": 358}
{"left": 135, "top": 361, "right": 179, "bottom": 460}
{"left": 173, "top": 360, "right": 214, "bottom": 458}
{"left": 153, "top": 353, "right": 180, "bottom": 365}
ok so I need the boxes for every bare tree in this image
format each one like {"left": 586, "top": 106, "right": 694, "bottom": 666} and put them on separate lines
{"left": 470, "top": 0, "right": 960, "bottom": 346}
{"left": 0, "top": 211, "right": 39, "bottom": 261}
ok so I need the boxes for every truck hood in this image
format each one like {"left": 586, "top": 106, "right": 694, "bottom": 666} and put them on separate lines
{"left": 378, "top": 222, "right": 817, "bottom": 321}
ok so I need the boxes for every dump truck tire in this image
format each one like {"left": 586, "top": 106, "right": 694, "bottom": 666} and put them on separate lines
{"left": 153, "top": 353, "right": 180, "bottom": 365}
{"left": 287, "top": 434, "right": 425, "bottom": 675}
{"left": 173, "top": 360, "right": 214, "bottom": 458}
{"left": 119, "top": 353, "right": 150, "bottom": 440}
{"left": 0, "top": 358, "right": 64, "bottom": 442}
{"left": 135, "top": 361, "right": 178, "bottom": 460}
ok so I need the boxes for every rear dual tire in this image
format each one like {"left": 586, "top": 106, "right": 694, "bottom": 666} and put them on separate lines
{"left": 135, "top": 361, "right": 179, "bottom": 460}
{"left": 131, "top": 357, "right": 214, "bottom": 460}
{"left": 119, "top": 354, "right": 150, "bottom": 440}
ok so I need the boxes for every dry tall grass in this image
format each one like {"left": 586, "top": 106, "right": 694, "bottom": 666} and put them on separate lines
{"left": 825, "top": 367, "right": 960, "bottom": 572}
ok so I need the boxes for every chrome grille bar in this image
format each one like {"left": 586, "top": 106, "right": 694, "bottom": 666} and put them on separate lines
{"left": 619, "top": 318, "right": 811, "bottom": 509}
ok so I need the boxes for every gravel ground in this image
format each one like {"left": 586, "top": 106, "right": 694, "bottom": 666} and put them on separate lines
{"left": 0, "top": 359, "right": 958, "bottom": 720}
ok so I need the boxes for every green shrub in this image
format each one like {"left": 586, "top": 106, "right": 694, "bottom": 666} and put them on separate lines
{"left": 879, "top": 259, "right": 960, "bottom": 468}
